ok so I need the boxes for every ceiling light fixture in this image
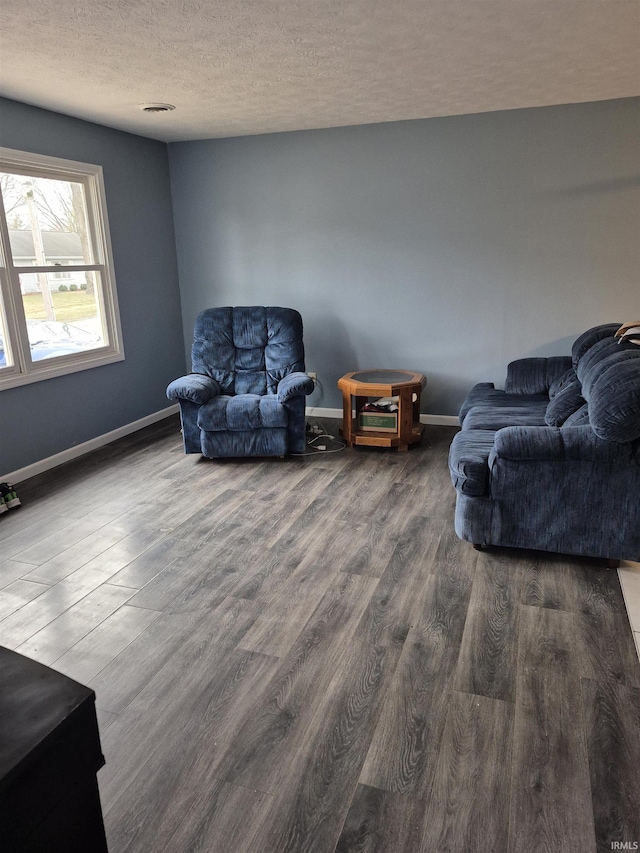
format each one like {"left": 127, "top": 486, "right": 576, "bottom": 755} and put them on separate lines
{"left": 138, "top": 103, "right": 176, "bottom": 113}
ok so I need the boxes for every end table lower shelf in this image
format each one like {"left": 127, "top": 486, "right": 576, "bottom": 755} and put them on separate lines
{"left": 346, "top": 421, "right": 424, "bottom": 449}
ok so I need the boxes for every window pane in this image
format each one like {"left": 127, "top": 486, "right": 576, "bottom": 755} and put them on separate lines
{"left": 19, "top": 271, "right": 105, "bottom": 361}
{"left": 0, "top": 172, "right": 94, "bottom": 267}
{"left": 0, "top": 303, "right": 13, "bottom": 368}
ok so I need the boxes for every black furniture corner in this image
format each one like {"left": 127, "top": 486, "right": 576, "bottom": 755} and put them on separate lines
{"left": 0, "top": 646, "right": 108, "bottom": 853}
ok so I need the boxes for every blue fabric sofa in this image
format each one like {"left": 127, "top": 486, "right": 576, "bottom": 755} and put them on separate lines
{"left": 167, "top": 306, "right": 314, "bottom": 458}
{"left": 449, "top": 323, "right": 640, "bottom": 562}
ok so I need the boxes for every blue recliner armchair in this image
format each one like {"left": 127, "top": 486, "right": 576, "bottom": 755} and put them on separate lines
{"left": 167, "top": 306, "right": 314, "bottom": 458}
{"left": 449, "top": 323, "right": 640, "bottom": 562}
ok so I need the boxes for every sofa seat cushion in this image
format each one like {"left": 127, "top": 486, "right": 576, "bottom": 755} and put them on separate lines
{"left": 459, "top": 383, "right": 548, "bottom": 424}
{"left": 449, "top": 430, "right": 496, "bottom": 496}
{"left": 197, "top": 394, "right": 288, "bottom": 431}
{"left": 462, "top": 403, "right": 548, "bottom": 431}
{"left": 545, "top": 378, "right": 585, "bottom": 426}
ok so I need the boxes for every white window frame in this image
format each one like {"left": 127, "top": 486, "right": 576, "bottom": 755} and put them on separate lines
{"left": 0, "top": 147, "right": 124, "bottom": 390}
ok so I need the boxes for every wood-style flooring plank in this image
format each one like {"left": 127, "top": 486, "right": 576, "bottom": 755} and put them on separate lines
{"left": 508, "top": 605, "right": 597, "bottom": 853}
{"left": 103, "top": 647, "right": 279, "bottom": 853}
{"left": 237, "top": 508, "right": 381, "bottom": 657}
{"left": 21, "top": 521, "right": 137, "bottom": 585}
{"left": 106, "top": 536, "right": 195, "bottom": 590}
{"left": 0, "top": 578, "right": 50, "bottom": 621}
{"left": 96, "top": 707, "right": 118, "bottom": 733}
{"left": 98, "top": 596, "right": 269, "bottom": 813}
{"left": 52, "top": 604, "right": 161, "bottom": 684}
{"left": 125, "top": 540, "right": 241, "bottom": 614}
{"left": 10, "top": 507, "right": 128, "bottom": 566}
{"left": 228, "top": 485, "right": 347, "bottom": 602}
{"left": 454, "top": 552, "right": 520, "bottom": 702}
{"left": 0, "top": 513, "right": 88, "bottom": 557}
{"left": 520, "top": 553, "right": 622, "bottom": 616}
{"left": 359, "top": 566, "right": 471, "bottom": 798}
{"left": 0, "top": 530, "right": 162, "bottom": 648}
{"left": 573, "top": 607, "right": 640, "bottom": 692}
{"left": 88, "top": 612, "right": 198, "bottom": 714}
{"left": 251, "top": 464, "right": 347, "bottom": 550}
{"left": 246, "top": 516, "right": 440, "bottom": 853}
{"left": 15, "top": 582, "right": 137, "bottom": 664}
{"left": 164, "top": 487, "right": 254, "bottom": 545}
{"left": 429, "top": 523, "right": 479, "bottom": 583}
{"left": 0, "top": 559, "right": 37, "bottom": 589}
{"left": 334, "top": 784, "right": 425, "bottom": 853}
{"left": 581, "top": 677, "right": 640, "bottom": 852}
{"left": 162, "top": 779, "right": 273, "bottom": 853}
{"left": 418, "top": 691, "right": 514, "bottom": 853}
{"left": 215, "top": 572, "right": 378, "bottom": 795}
{"left": 337, "top": 481, "right": 421, "bottom": 577}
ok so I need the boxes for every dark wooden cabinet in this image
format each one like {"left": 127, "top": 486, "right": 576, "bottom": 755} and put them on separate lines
{"left": 0, "top": 647, "right": 108, "bottom": 853}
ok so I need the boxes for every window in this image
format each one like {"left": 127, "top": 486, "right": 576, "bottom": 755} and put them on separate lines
{"left": 0, "top": 148, "right": 123, "bottom": 389}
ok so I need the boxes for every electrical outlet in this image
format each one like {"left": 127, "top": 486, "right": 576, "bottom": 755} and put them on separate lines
{"left": 308, "top": 371, "right": 317, "bottom": 383}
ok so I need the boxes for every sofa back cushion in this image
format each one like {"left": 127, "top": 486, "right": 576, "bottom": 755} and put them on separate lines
{"left": 545, "top": 377, "right": 585, "bottom": 426}
{"left": 191, "top": 307, "right": 306, "bottom": 396}
{"left": 575, "top": 335, "right": 640, "bottom": 443}
{"left": 562, "top": 403, "right": 590, "bottom": 427}
{"left": 504, "top": 356, "right": 573, "bottom": 395}
{"left": 572, "top": 323, "right": 621, "bottom": 368}
{"left": 548, "top": 367, "right": 577, "bottom": 399}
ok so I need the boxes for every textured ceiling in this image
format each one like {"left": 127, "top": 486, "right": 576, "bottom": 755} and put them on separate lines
{"left": 1, "top": 0, "right": 638, "bottom": 142}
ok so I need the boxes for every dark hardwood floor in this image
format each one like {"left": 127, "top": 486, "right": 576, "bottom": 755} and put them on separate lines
{"left": 1, "top": 415, "right": 639, "bottom": 853}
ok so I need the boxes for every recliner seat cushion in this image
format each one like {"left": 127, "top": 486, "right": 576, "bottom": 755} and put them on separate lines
{"left": 198, "top": 395, "right": 288, "bottom": 431}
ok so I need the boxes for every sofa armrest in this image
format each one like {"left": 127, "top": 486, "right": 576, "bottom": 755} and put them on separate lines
{"left": 277, "top": 372, "right": 315, "bottom": 403}
{"left": 166, "top": 374, "right": 221, "bottom": 405}
{"left": 490, "top": 426, "right": 637, "bottom": 464}
{"left": 504, "top": 356, "right": 573, "bottom": 395}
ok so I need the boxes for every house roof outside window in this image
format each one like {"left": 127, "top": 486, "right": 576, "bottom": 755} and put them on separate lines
{"left": 9, "top": 230, "right": 84, "bottom": 264}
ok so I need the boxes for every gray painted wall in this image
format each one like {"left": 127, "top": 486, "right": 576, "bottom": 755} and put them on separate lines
{"left": 169, "top": 98, "right": 639, "bottom": 415}
{"left": 0, "top": 98, "right": 185, "bottom": 475}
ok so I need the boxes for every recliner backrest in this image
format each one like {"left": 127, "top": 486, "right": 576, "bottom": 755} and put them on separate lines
{"left": 191, "top": 306, "right": 305, "bottom": 395}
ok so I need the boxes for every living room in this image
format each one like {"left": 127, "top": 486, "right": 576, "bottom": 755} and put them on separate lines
{"left": 0, "top": 2, "right": 639, "bottom": 851}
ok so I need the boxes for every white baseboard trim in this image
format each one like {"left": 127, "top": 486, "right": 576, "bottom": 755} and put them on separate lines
{"left": 306, "top": 406, "right": 459, "bottom": 427}
{"left": 5, "top": 404, "right": 456, "bottom": 485}
{"left": 420, "top": 414, "right": 460, "bottom": 426}
{"left": 5, "top": 405, "right": 180, "bottom": 485}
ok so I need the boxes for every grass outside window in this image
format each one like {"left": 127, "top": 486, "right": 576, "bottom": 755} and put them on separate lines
{"left": 23, "top": 291, "right": 97, "bottom": 322}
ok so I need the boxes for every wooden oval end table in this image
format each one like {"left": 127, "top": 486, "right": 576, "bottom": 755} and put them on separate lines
{"left": 337, "top": 369, "right": 426, "bottom": 451}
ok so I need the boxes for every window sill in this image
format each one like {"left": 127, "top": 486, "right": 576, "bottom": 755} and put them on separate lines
{"left": 0, "top": 348, "right": 125, "bottom": 390}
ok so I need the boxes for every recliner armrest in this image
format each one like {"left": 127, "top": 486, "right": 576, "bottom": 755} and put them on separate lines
{"left": 277, "top": 372, "right": 315, "bottom": 402}
{"left": 166, "top": 374, "right": 221, "bottom": 405}
{"left": 490, "top": 426, "right": 637, "bottom": 464}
